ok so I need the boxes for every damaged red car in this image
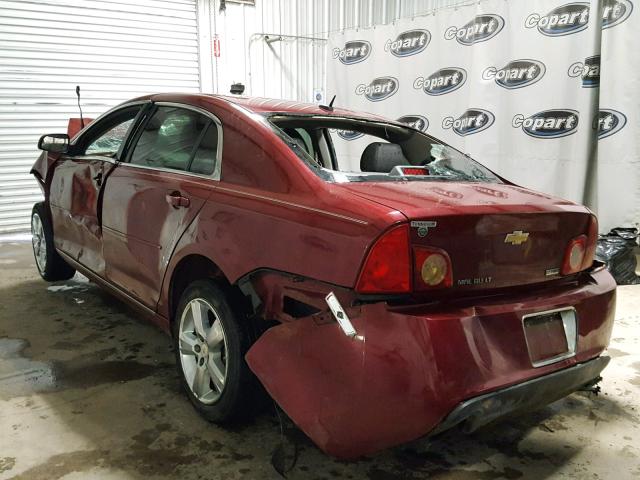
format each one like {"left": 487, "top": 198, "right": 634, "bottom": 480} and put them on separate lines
{"left": 31, "top": 93, "right": 616, "bottom": 459}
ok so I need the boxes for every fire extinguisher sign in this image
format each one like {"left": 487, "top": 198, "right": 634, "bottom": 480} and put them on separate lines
{"left": 213, "top": 35, "right": 221, "bottom": 58}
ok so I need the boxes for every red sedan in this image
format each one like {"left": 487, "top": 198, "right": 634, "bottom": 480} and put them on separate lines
{"left": 31, "top": 94, "right": 615, "bottom": 458}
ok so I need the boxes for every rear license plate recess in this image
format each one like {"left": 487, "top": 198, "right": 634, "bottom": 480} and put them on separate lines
{"left": 522, "top": 308, "right": 577, "bottom": 367}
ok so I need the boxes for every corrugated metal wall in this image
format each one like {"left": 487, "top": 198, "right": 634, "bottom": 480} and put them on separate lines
{"left": 209, "top": 0, "right": 328, "bottom": 101}
{"left": 0, "top": 0, "right": 201, "bottom": 233}
{"left": 326, "top": 0, "right": 474, "bottom": 30}
{"left": 209, "top": 0, "right": 470, "bottom": 101}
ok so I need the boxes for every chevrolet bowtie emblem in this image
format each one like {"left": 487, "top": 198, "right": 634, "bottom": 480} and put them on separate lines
{"left": 504, "top": 230, "right": 530, "bottom": 245}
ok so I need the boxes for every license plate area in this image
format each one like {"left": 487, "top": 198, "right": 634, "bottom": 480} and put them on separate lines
{"left": 522, "top": 308, "right": 577, "bottom": 367}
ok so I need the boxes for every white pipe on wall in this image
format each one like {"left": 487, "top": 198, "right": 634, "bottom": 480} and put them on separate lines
{"left": 246, "top": 32, "right": 327, "bottom": 97}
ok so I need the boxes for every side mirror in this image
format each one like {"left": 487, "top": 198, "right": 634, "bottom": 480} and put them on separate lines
{"left": 38, "top": 134, "right": 70, "bottom": 153}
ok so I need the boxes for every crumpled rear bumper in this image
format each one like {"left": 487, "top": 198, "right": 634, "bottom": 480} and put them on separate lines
{"left": 245, "top": 268, "right": 616, "bottom": 459}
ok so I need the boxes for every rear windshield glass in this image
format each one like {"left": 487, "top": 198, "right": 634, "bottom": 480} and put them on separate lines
{"left": 267, "top": 115, "right": 501, "bottom": 184}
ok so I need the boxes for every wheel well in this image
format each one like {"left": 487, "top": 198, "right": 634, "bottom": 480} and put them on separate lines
{"left": 169, "top": 254, "right": 239, "bottom": 322}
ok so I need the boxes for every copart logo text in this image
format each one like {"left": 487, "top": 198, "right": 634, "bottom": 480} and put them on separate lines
{"left": 385, "top": 29, "right": 431, "bottom": 57}
{"left": 596, "top": 109, "right": 626, "bottom": 139}
{"left": 444, "top": 14, "right": 505, "bottom": 45}
{"left": 526, "top": 1, "right": 633, "bottom": 35}
{"left": 482, "top": 59, "right": 546, "bottom": 89}
{"left": 512, "top": 110, "right": 579, "bottom": 138}
{"left": 568, "top": 55, "right": 600, "bottom": 87}
{"left": 413, "top": 67, "right": 467, "bottom": 96}
{"left": 332, "top": 40, "right": 371, "bottom": 65}
{"left": 442, "top": 109, "right": 495, "bottom": 136}
{"left": 355, "top": 76, "right": 399, "bottom": 102}
{"left": 602, "top": 0, "right": 634, "bottom": 29}
{"left": 396, "top": 115, "right": 429, "bottom": 132}
{"left": 525, "top": 3, "right": 590, "bottom": 36}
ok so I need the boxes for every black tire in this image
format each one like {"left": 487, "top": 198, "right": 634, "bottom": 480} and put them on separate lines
{"left": 172, "top": 279, "right": 256, "bottom": 424}
{"left": 31, "top": 202, "right": 76, "bottom": 282}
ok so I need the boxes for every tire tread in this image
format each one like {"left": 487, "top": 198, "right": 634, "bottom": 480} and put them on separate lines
{"left": 32, "top": 202, "right": 76, "bottom": 282}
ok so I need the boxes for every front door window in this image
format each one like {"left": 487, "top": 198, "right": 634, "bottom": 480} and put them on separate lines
{"left": 79, "top": 105, "right": 142, "bottom": 158}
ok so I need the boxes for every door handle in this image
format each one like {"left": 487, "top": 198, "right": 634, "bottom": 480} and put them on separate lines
{"left": 93, "top": 171, "right": 103, "bottom": 186}
{"left": 166, "top": 191, "right": 190, "bottom": 208}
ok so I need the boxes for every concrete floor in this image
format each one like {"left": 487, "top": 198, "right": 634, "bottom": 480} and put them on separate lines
{"left": 0, "top": 242, "right": 639, "bottom": 480}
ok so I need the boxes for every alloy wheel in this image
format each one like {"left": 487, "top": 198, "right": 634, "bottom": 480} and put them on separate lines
{"left": 178, "top": 298, "right": 228, "bottom": 404}
{"left": 31, "top": 213, "right": 46, "bottom": 273}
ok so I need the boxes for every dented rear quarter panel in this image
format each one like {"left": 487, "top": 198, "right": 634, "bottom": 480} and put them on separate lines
{"left": 156, "top": 181, "right": 404, "bottom": 319}
{"left": 155, "top": 95, "right": 405, "bottom": 319}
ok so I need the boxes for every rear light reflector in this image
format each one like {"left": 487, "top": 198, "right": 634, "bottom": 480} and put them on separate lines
{"left": 356, "top": 224, "right": 411, "bottom": 294}
{"left": 414, "top": 247, "right": 452, "bottom": 289}
{"left": 583, "top": 215, "right": 598, "bottom": 269}
{"left": 561, "top": 235, "right": 587, "bottom": 275}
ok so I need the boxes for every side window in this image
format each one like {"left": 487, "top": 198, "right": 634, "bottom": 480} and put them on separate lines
{"left": 190, "top": 123, "right": 218, "bottom": 175}
{"left": 282, "top": 127, "right": 325, "bottom": 167}
{"left": 82, "top": 106, "right": 140, "bottom": 157}
{"left": 129, "top": 106, "right": 209, "bottom": 172}
{"left": 295, "top": 128, "right": 314, "bottom": 155}
{"left": 283, "top": 128, "right": 315, "bottom": 157}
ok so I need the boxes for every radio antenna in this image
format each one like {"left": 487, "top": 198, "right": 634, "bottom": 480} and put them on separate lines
{"left": 75, "top": 85, "right": 84, "bottom": 128}
{"left": 319, "top": 94, "right": 336, "bottom": 112}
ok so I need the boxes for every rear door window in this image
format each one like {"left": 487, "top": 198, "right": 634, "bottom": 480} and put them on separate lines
{"left": 129, "top": 106, "right": 216, "bottom": 173}
{"left": 189, "top": 123, "right": 218, "bottom": 175}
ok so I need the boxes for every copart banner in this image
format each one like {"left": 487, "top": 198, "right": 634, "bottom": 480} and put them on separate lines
{"left": 327, "top": 0, "right": 638, "bottom": 232}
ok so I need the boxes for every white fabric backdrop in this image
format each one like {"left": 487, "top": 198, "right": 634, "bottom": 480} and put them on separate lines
{"left": 327, "top": 0, "right": 638, "bottom": 232}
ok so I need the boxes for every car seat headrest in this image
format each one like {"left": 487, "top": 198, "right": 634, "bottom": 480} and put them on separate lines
{"left": 360, "top": 142, "right": 408, "bottom": 173}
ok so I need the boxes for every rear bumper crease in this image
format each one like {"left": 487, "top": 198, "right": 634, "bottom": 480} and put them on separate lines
{"left": 430, "top": 355, "right": 610, "bottom": 436}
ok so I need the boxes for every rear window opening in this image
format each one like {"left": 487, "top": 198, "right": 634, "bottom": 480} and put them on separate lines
{"left": 268, "top": 115, "right": 501, "bottom": 184}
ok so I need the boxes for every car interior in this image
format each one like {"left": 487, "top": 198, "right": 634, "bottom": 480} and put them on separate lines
{"left": 76, "top": 105, "right": 219, "bottom": 176}
{"left": 130, "top": 107, "right": 210, "bottom": 172}
{"left": 274, "top": 116, "right": 421, "bottom": 173}
{"left": 270, "top": 115, "right": 500, "bottom": 183}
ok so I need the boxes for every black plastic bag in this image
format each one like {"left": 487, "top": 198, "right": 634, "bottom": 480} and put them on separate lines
{"left": 595, "top": 228, "right": 640, "bottom": 285}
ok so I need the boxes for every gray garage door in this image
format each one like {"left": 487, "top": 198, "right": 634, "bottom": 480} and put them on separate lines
{"left": 0, "top": 0, "right": 201, "bottom": 234}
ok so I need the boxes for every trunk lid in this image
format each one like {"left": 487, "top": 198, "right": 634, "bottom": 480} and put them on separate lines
{"left": 339, "top": 181, "right": 593, "bottom": 290}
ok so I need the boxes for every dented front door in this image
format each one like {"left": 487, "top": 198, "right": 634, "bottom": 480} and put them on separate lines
{"left": 49, "top": 155, "right": 116, "bottom": 275}
{"left": 48, "top": 102, "right": 146, "bottom": 276}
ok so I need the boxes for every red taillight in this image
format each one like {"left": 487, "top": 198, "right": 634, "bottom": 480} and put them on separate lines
{"left": 561, "top": 215, "right": 598, "bottom": 275}
{"left": 356, "top": 224, "right": 411, "bottom": 294}
{"left": 561, "top": 235, "right": 587, "bottom": 275}
{"left": 583, "top": 215, "right": 598, "bottom": 269}
{"left": 414, "top": 247, "right": 453, "bottom": 289}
